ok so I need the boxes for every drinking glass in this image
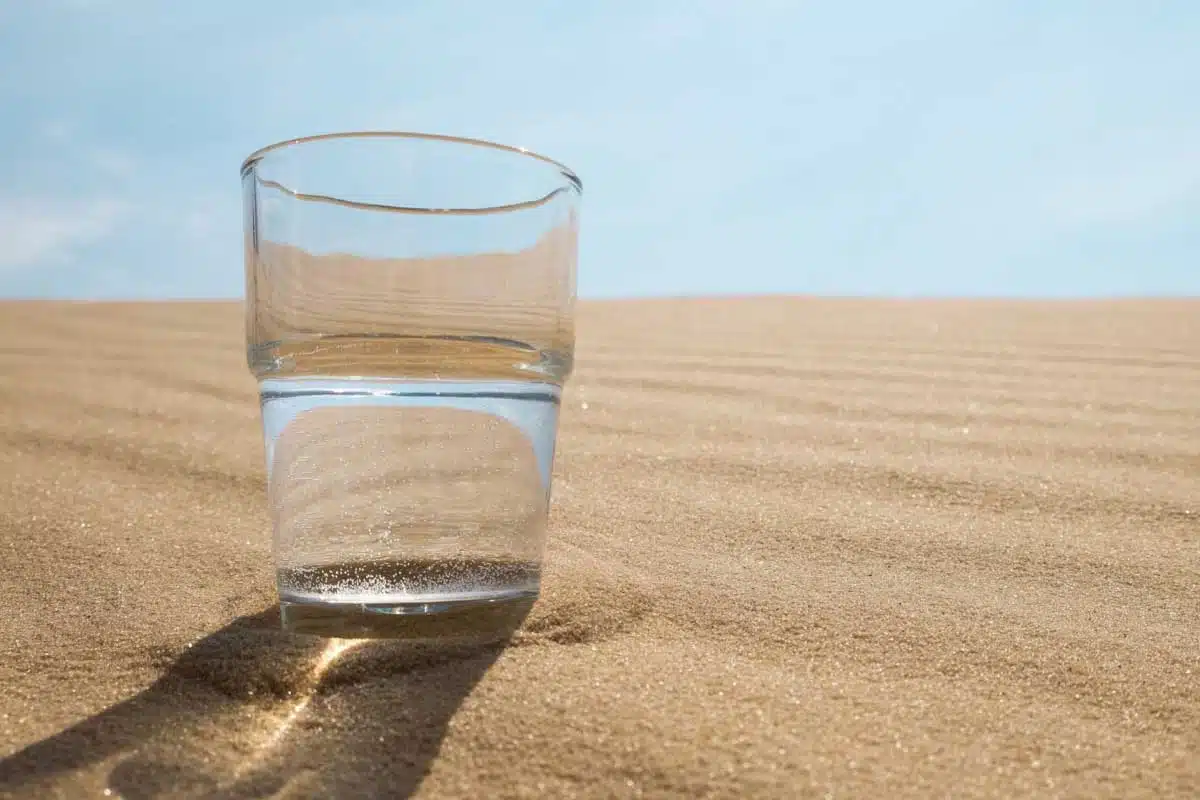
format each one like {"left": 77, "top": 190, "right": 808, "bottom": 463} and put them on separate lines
{"left": 241, "top": 132, "right": 580, "bottom": 637}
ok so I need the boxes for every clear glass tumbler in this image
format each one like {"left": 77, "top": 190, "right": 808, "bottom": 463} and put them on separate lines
{"left": 241, "top": 132, "right": 580, "bottom": 638}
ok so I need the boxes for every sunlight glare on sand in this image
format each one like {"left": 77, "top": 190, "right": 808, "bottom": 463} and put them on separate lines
{"left": 230, "top": 638, "right": 365, "bottom": 783}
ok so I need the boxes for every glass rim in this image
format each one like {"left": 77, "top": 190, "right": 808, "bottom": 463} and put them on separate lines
{"left": 240, "top": 130, "right": 582, "bottom": 215}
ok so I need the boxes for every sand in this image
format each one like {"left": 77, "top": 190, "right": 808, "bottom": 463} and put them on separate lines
{"left": 0, "top": 297, "right": 1196, "bottom": 798}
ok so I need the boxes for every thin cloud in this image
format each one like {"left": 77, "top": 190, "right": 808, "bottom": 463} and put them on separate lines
{"left": 1039, "top": 138, "right": 1200, "bottom": 227}
{"left": 0, "top": 197, "right": 129, "bottom": 272}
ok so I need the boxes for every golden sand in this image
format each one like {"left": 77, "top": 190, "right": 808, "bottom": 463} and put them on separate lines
{"left": 0, "top": 298, "right": 1196, "bottom": 797}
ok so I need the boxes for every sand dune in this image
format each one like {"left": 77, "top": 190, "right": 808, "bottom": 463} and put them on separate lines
{"left": 0, "top": 298, "right": 1196, "bottom": 798}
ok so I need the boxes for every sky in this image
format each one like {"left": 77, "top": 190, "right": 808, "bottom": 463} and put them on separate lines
{"left": 0, "top": 0, "right": 1197, "bottom": 299}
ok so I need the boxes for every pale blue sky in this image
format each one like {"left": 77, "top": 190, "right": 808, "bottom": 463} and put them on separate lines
{"left": 1, "top": 0, "right": 1196, "bottom": 299}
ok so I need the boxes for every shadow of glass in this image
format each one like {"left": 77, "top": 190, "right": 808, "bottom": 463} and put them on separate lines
{"left": 0, "top": 605, "right": 528, "bottom": 799}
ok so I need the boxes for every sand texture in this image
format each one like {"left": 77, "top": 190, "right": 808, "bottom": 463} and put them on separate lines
{"left": 0, "top": 298, "right": 1197, "bottom": 798}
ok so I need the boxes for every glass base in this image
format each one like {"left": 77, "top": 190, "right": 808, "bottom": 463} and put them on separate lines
{"left": 279, "top": 590, "right": 537, "bottom": 639}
